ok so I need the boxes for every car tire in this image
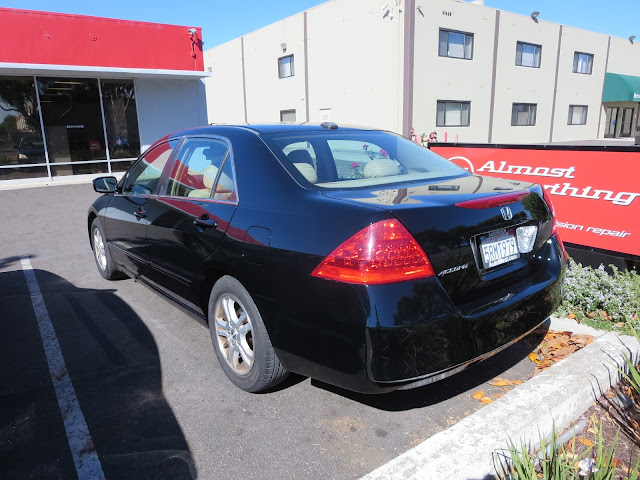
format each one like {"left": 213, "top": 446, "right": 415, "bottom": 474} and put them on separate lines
{"left": 208, "top": 275, "right": 289, "bottom": 392}
{"left": 90, "top": 218, "right": 122, "bottom": 280}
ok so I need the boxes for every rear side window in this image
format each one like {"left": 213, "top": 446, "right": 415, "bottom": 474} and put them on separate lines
{"left": 261, "top": 130, "right": 466, "bottom": 189}
{"left": 122, "top": 141, "right": 175, "bottom": 195}
{"left": 164, "top": 137, "right": 236, "bottom": 201}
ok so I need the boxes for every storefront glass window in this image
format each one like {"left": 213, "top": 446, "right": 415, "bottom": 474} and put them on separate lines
{"left": 101, "top": 80, "right": 141, "bottom": 160}
{"left": 0, "top": 76, "right": 45, "bottom": 180}
{"left": 37, "top": 77, "right": 107, "bottom": 175}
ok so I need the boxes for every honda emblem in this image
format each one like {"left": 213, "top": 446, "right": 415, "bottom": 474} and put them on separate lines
{"left": 500, "top": 206, "right": 513, "bottom": 221}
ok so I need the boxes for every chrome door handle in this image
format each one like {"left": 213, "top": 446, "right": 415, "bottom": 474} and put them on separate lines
{"left": 194, "top": 216, "right": 217, "bottom": 229}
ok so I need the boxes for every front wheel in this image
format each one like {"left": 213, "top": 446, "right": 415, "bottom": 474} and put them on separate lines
{"left": 208, "top": 276, "right": 288, "bottom": 392}
{"left": 90, "top": 218, "right": 123, "bottom": 280}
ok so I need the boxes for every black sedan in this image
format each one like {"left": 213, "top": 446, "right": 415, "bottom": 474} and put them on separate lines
{"left": 88, "top": 123, "right": 566, "bottom": 394}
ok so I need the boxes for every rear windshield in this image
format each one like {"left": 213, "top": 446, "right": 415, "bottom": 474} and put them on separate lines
{"left": 260, "top": 130, "right": 467, "bottom": 189}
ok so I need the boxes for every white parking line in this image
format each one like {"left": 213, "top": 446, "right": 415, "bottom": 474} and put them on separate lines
{"left": 20, "top": 256, "right": 105, "bottom": 480}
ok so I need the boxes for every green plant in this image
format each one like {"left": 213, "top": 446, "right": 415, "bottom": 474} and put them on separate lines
{"left": 616, "top": 319, "right": 640, "bottom": 399}
{"left": 557, "top": 259, "right": 640, "bottom": 335}
{"left": 505, "top": 424, "right": 638, "bottom": 479}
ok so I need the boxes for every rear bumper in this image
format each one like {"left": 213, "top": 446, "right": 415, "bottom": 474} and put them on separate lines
{"left": 365, "top": 236, "right": 565, "bottom": 387}
{"left": 262, "top": 236, "right": 565, "bottom": 394}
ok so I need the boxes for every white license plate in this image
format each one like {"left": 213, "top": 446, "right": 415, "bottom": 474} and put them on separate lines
{"left": 480, "top": 230, "right": 519, "bottom": 269}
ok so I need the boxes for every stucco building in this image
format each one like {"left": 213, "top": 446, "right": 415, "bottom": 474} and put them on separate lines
{"left": 203, "top": 0, "right": 640, "bottom": 144}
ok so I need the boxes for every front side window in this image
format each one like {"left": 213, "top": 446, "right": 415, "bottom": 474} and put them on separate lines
{"left": 278, "top": 55, "right": 294, "bottom": 78}
{"left": 439, "top": 29, "right": 473, "bottom": 59}
{"left": 516, "top": 42, "right": 542, "bottom": 68}
{"left": 261, "top": 131, "right": 467, "bottom": 189}
{"left": 122, "top": 141, "right": 176, "bottom": 195}
{"left": 436, "top": 101, "right": 470, "bottom": 127}
{"left": 568, "top": 105, "right": 588, "bottom": 125}
{"left": 573, "top": 52, "right": 593, "bottom": 74}
{"left": 511, "top": 103, "right": 537, "bottom": 126}
{"left": 165, "top": 137, "right": 236, "bottom": 201}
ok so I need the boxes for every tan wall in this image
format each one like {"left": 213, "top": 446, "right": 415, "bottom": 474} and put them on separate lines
{"left": 490, "top": 12, "right": 560, "bottom": 144}
{"left": 412, "top": 0, "right": 496, "bottom": 143}
{"left": 305, "top": 0, "right": 404, "bottom": 133}
{"left": 242, "top": 13, "right": 307, "bottom": 123}
{"left": 204, "top": 38, "right": 246, "bottom": 124}
{"left": 551, "top": 26, "right": 609, "bottom": 142}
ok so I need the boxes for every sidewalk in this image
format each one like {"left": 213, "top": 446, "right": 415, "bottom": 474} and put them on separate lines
{"left": 361, "top": 317, "right": 640, "bottom": 480}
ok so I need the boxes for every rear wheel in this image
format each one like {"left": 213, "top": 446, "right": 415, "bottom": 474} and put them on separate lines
{"left": 91, "top": 218, "right": 123, "bottom": 280}
{"left": 208, "top": 276, "right": 288, "bottom": 392}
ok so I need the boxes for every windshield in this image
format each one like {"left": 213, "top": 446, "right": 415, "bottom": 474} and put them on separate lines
{"left": 261, "top": 130, "right": 467, "bottom": 189}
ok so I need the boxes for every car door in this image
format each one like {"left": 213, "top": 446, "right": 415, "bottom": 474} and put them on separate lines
{"left": 142, "top": 136, "right": 238, "bottom": 313}
{"left": 103, "top": 139, "right": 179, "bottom": 277}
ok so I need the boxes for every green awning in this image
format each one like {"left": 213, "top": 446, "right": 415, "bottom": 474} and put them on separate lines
{"left": 602, "top": 73, "right": 640, "bottom": 102}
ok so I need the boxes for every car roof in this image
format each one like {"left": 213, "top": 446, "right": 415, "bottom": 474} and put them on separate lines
{"left": 165, "top": 123, "right": 381, "bottom": 140}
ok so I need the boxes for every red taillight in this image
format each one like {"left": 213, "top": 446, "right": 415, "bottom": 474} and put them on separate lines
{"left": 455, "top": 191, "right": 530, "bottom": 209}
{"left": 542, "top": 188, "right": 568, "bottom": 261}
{"left": 311, "top": 220, "right": 435, "bottom": 284}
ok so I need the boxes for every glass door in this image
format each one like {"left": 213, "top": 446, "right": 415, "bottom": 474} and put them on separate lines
{"left": 620, "top": 107, "right": 634, "bottom": 137}
{"left": 604, "top": 107, "right": 618, "bottom": 138}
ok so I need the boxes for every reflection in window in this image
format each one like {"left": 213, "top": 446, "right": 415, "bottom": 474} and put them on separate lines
{"left": 101, "top": 80, "right": 141, "bottom": 159}
{"left": 573, "top": 52, "right": 593, "bottom": 74}
{"left": 512, "top": 103, "right": 537, "bottom": 126}
{"left": 437, "top": 101, "right": 471, "bottom": 127}
{"left": 278, "top": 55, "right": 294, "bottom": 78}
{"left": 439, "top": 29, "right": 474, "bottom": 60}
{"left": 123, "top": 141, "right": 175, "bottom": 195}
{"left": 37, "top": 77, "right": 107, "bottom": 175}
{"left": 166, "top": 138, "right": 231, "bottom": 199}
{"left": 516, "top": 42, "right": 542, "bottom": 68}
{"left": 0, "top": 76, "right": 45, "bottom": 179}
{"left": 568, "top": 105, "right": 588, "bottom": 125}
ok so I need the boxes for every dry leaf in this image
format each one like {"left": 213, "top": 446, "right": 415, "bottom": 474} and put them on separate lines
{"left": 512, "top": 380, "right": 523, "bottom": 385}
{"left": 480, "top": 396, "right": 493, "bottom": 404}
{"left": 528, "top": 352, "right": 541, "bottom": 364}
{"left": 472, "top": 391, "right": 485, "bottom": 400}
{"left": 577, "top": 437, "right": 594, "bottom": 447}
{"left": 568, "top": 313, "right": 576, "bottom": 319}
{"left": 586, "top": 313, "right": 595, "bottom": 319}
{"left": 489, "top": 380, "right": 511, "bottom": 387}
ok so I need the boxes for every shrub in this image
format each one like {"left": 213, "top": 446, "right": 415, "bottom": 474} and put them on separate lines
{"left": 557, "top": 259, "right": 640, "bottom": 335}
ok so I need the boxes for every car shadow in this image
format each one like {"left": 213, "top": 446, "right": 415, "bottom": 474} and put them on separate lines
{"left": 310, "top": 323, "right": 548, "bottom": 411}
{"left": 0, "top": 263, "right": 197, "bottom": 480}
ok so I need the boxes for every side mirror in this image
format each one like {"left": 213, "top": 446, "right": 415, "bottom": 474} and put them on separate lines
{"left": 93, "top": 176, "right": 118, "bottom": 193}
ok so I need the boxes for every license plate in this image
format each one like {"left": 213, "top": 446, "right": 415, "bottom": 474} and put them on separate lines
{"left": 479, "top": 229, "right": 519, "bottom": 269}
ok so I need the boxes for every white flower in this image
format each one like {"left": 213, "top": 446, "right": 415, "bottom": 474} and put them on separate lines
{"left": 577, "top": 458, "right": 598, "bottom": 476}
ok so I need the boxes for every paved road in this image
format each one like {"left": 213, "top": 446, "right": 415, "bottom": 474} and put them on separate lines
{"left": 0, "top": 183, "right": 541, "bottom": 480}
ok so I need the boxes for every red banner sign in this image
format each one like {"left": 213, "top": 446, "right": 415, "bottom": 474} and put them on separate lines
{"left": 430, "top": 145, "right": 640, "bottom": 258}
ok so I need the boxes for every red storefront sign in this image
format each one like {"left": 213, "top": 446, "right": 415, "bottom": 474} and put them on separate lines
{"left": 430, "top": 145, "right": 640, "bottom": 259}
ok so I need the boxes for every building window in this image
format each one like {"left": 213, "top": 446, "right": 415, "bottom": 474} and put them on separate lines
{"left": 280, "top": 109, "right": 296, "bottom": 122}
{"left": 568, "top": 105, "right": 588, "bottom": 125}
{"left": 438, "top": 29, "right": 473, "bottom": 60}
{"left": 436, "top": 101, "right": 470, "bottom": 127}
{"left": 511, "top": 103, "right": 537, "bottom": 126}
{"left": 515, "top": 42, "right": 542, "bottom": 68}
{"left": 37, "top": 77, "right": 109, "bottom": 177}
{"left": 0, "top": 76, "right": 47, "bottom": 181}
{"left": 278, "top": 55, "right": 294, "bottom": 78}
{"left": 100, "top": 80, "right": 141, "bottom": 171}
{"left": 573, "top": 52, "right": 593, "bottom": 74}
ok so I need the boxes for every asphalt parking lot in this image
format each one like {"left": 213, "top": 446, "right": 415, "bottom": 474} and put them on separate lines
{"left": 0, "top": 182, "right": 542, "bottom": 480}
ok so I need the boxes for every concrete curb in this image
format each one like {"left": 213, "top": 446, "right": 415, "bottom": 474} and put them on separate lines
{"left": 360, "top": 319, "right": 640, "bottom": 480}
